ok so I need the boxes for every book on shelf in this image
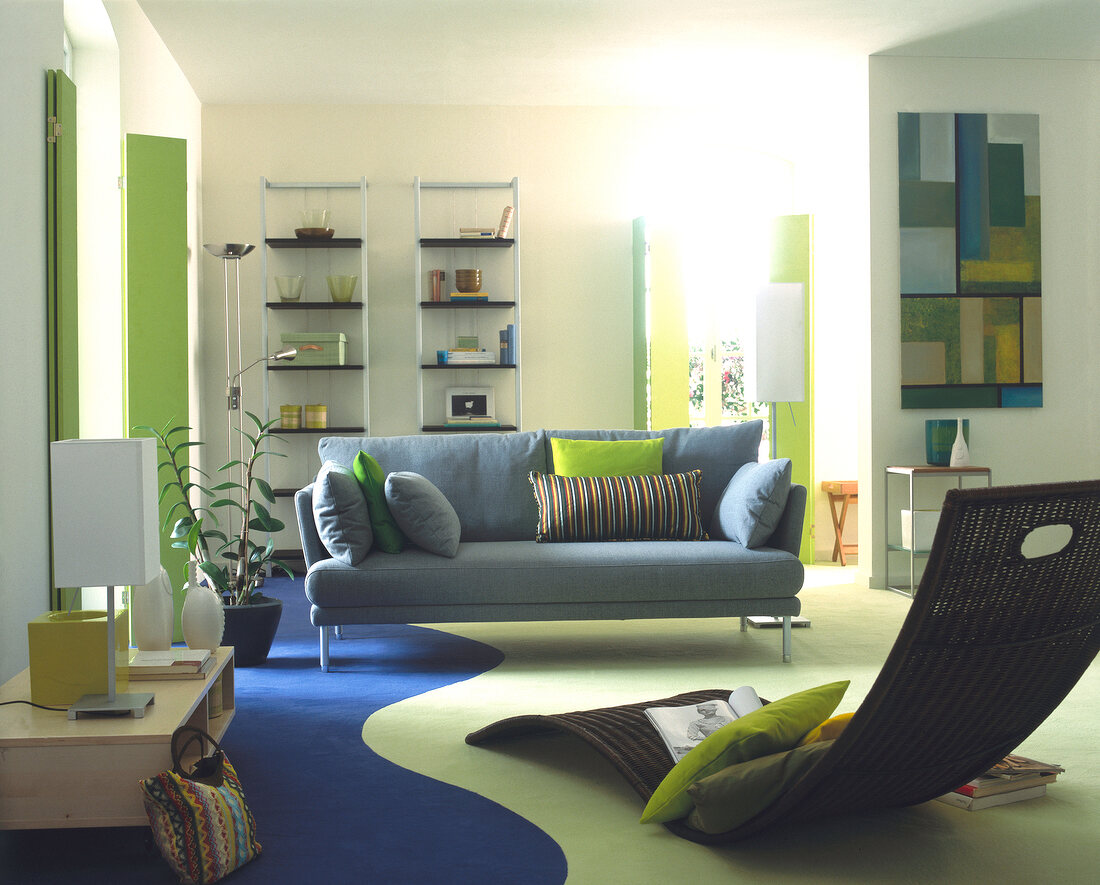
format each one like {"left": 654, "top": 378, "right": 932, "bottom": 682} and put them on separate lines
{"left": 448, "top": 292, "right": 489, "bottom": 301}
{"left": 499, "top": 328, "right": 510, "bottom": 365}
{"left": 459, "top": 228, "right": 496, "bottom": 238}
{"left": 128, "top": 647, "right": 214, "bottom": 679}
{"left": 447, "top": 349, "right": 496, "bottom": 363}
{"left": 496, "top": 206, "right": 514, "bottom": 238}
{"left": 506, "top": 323, "right": 516, "bottom": 365}
{"left": 645, "top": 686, "right": 763, "bottom": 763}
{"left": 934, "top": 783, "right": 1047, "bottom": 811}
{"left": 444, "top": 419, "right": 501, "bottom": 428}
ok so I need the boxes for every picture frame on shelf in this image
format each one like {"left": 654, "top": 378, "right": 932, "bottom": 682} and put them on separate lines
{"left": 446, "top": 387, "right": 494, "bottom": 421}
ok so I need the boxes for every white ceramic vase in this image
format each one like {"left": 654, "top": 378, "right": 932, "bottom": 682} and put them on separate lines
{"left": 949, "top": 417, "right": 970, "bottom": 467}
{"left": 181, "top": 561, "right": 225, "bottom": 650}
{"left": 131, "top": 565, "right": 174, "bottom": 651}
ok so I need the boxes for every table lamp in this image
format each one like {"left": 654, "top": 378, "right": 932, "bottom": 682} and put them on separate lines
{"left": 50, "top": 438, "right": 161, "bottom": 718}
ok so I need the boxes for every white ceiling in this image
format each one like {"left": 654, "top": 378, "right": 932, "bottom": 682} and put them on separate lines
{"left": 135, "top": 0, "right": 1100, "bottom": 106}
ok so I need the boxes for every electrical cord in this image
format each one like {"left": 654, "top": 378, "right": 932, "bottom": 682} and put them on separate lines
{"left": 0, "top": 699, "right": 68, "bottom": 711}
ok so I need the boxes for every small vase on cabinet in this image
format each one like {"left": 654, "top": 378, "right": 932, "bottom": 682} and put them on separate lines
{"left": 130, "top": 565, "right": 174, "bottom": 651}
{"left": 949, "top": 418, "right": 971, "bottom": 467}
{"left": 181, "top": 561, "right": 224, "bottom": 650}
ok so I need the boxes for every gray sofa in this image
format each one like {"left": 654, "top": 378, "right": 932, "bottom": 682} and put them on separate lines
{"left": 294, "top": 421, "right": 806, "bottom": 671}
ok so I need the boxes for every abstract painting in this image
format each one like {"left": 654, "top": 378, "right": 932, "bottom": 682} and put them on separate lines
{"left": 898, "top": 113, "right": 1042, "bottom": 408}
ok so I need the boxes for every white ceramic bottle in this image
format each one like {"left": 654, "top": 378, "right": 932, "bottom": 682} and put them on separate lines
{"left": 949, "top": 417, "right": 970, "bottom": 467}
{"left": 181, "top": 560, "right": 225, "bottom": 650}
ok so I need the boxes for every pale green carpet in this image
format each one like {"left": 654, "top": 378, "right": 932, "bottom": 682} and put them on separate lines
{"left": 364, "top": 567, "right": 1100, "bottom": 884}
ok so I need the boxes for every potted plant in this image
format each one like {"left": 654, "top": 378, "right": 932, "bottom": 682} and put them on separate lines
{"left": 136, "top": 412, "right": 293, "bottom": 666}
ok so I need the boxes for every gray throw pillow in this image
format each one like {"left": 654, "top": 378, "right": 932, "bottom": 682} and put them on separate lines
{"left": 384, "top": 471, "right": 461, "bottom": 558}
{"left": 711, "top": 458, "right": 793, "bottom": 548}
{"left": 313, "top": 461, "right": 374, "bottom": 565}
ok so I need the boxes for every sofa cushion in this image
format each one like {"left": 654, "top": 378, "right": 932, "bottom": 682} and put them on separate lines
{"left": 639, "top": 680, "right": 849, "bottom": 824}
{"left": 547, "top": 423, "right": 763, "bottom": 531}
{"left": 549, "top": 437, "right": 663, "bottom": 477}
{"left": 351, "top": 451, "right": 406, "bottom": 553}
{"left": 529, "top": 470, "right": 706, "bottom": 543}
{"left": 321, "top": 432, "right": 548, "bottom": 542}
{"left": 384, "top": 472, "right": 461, "bottom": 558}
{"left": 312, "top": 461, "right": 374, "bottom": 566}
{"left": 711, "top": 458, "right": 793, "bottom": 548}
{"left": 685, "top": 740, "right": 835, "bottom": 834}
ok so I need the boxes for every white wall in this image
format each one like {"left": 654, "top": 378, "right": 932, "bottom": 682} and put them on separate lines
{"left": 199, "top": 72, "right": 869, "bottom": 555}
{"left": 0, "top": 0, "right": 65, "bottom": 682}
{"left": 865, "top": 55, "right": 1100, "bottom": 589}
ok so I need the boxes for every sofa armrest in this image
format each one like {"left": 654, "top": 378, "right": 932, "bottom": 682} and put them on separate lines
{"left": 767, "top": 483, "right": 806, "bottom": 557}
{"left": 295, "top": 483, "right": 329, "bottom": 569}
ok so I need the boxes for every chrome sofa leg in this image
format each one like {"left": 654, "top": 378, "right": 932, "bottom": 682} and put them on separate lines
{"left": 782, "top": 616, "right": 792, "bottom": 663}
{"left": 320, "top": 626, "right": 330, "bottom": 672}
{"left": 740, "top": 616, "right": 748, "bottom": 632}
{"left": 335, "top": 625, "right": 344, "bottom": 639}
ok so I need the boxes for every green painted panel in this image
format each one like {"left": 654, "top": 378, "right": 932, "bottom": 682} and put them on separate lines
{"left": 901, "top": 386, "right": 999, "bottom": 409}
{"left": 901, "top": 297, "right": 961, "bottom": 383}
{"left": 632, "top": 217, "right": 649, "bottom": 430}
{"left": 123, "top": 134, "right": 190, "bottom": 620}
{"left": 988, "top": 143, "right": 1025, "bottom": 227}
{"left": 899, "top": 181, "right": 956, "bottom": 228}
{"left": 770, "top": 215, "right": 814, "bottom": 564}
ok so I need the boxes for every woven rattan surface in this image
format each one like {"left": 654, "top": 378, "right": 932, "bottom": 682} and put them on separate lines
{"left": 467, "top": 480, "right": 1100, "bottom": 843}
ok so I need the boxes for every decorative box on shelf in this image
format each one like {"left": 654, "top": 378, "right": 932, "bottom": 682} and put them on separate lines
{"left": 280, "top": 332, "right": 347, "bottom": 366}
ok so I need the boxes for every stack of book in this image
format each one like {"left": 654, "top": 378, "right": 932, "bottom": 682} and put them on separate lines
{"left": 128, "top": 647, "right": 215, "bottom": 680}
{"left": 449, "top": 292, "right": 489, "bottom": 302}
{"left": 447, "top": 349, "right": 496, "bottom": 365}
{"left": 444, "top": 416, "right": 501, "bottom": 429}
{"left": 935, "top": 754, "right": 1064, "bottom": 810}
{"left": 498, "top": 323, "right": 516, "bottom": 366}
{"left": 459, "top": 227, "right": 495, "bottom": 239}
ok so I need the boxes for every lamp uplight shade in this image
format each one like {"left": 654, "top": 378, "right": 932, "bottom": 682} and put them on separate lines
{"left": 745, "top": 282, "right": 805, "bottom": 403}
{"left": 50, "top": 438, "right": 161, "bottom": 588}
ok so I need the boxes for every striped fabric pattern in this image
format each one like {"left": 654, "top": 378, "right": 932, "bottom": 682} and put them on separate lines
{"left": 140, "top": 755, "right": 261, "bottom": 884}
{"left": 529, "top": 470, "right": 707, "bottom": 542}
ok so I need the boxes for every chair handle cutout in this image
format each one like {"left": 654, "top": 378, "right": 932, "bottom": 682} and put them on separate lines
{"left": 1020, "top": 523, "right": 1075, "bottom": 559}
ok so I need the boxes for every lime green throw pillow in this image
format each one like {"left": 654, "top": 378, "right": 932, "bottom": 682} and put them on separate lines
{"left": 685, "top": 740, "right": 835, "bottom": 834}
{"left": 351, "top": 451, "right": 405, "bottom": 554}
{"left": 550, "top": 437, "right": 663, "bottom": 477}
{"left": 639, "top": 680, "right": 849, "bottom": 824}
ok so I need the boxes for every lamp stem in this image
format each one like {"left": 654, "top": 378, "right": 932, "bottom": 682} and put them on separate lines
{"left": 105, "top": 585, "right": 117, "bottom": 704}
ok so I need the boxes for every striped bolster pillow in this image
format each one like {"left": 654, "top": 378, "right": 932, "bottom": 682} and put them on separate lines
{"left": 528, "top": 470, "right": 707, "bottom": 542}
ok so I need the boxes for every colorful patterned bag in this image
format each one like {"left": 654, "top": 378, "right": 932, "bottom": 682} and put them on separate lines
{"left": 140, "top": 726, "right": 261, "bottom": 884}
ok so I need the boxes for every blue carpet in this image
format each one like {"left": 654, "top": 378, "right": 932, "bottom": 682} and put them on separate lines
{"left": 0, "top": 577, "right": 567, "bottom": 884}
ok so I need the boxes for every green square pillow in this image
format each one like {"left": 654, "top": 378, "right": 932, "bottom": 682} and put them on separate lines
{"left": 639, "top": 680, "right": 849, "bottom": 824}
{"left": 550, "top": 437, "right": 663, "bottom": 477}
{"left": 351, "top": 451, "right": 406, "bottom": 554}
{"left": 685, "top": 739, "right": 835, "bottom": 834}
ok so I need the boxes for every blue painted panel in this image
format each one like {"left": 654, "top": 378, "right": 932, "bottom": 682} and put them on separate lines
{"left": 957, "top": 114, "right": 990, "bottom": 261}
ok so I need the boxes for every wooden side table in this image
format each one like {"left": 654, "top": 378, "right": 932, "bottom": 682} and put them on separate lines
{"left": 821, "top": 480, "right": 858, "bottom": 566}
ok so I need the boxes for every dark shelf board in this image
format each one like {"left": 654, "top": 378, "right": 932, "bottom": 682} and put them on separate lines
{"left": 268, "top": 364, "right": 364, "bottom": 371}
{"left": 422, "top": 424, "right": 517, "bottom": 433}
{"left": 273, "top": 488, "right": 300, "bottom": 498}
{"left": 266, "top": 237, "right": 362, "bottom": 248}
{"left": 420, "top": 300, "right": 515, "bottom": 309}
{"left": 270, "top": 426, "right": 365, "bottom": 435}
{"left": 266, "top": 301, "right": 362, "bottom": 310}
{"left": 419, "top": 237, "right": 514, "bottom": 248}
{"left": 421, "top": 363, "right": 515, "bottom": 370}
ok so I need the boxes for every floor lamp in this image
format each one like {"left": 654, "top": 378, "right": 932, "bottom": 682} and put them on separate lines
{"left": 203, "top": 242, "right": 255, "bottom": 541}
{"left": 50, "top": 438, "right": 161, "bottom": 718}
{"left": 747, "top": 282, "right": 805, "bottom": 460}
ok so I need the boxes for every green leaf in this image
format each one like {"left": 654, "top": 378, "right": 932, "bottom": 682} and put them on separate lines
{"left": 211, "top": 497, "right": 246, "bottom": 514}
{"left": 254, "top": 477, "right": 275, "bottom": 503}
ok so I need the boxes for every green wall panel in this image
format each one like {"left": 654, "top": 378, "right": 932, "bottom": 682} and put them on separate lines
{"left": 123, "top": 134, "right": 190, "bottom": 616}
{"left": 770, "top": 215, "right": 814, "bottom": 564}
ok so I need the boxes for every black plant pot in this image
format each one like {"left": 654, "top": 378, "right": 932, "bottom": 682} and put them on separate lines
{"left": 222, "top": 595, "right": 283, "bottom": 667}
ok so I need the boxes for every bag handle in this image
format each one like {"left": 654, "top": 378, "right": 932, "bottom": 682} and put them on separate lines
{"left": 171, "top": 725, "right": 225, "bottom": 785}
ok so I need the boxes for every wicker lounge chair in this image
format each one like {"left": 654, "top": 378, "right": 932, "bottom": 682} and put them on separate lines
{"left": 467, "top": 479, "right": 1100, "bottom": 842}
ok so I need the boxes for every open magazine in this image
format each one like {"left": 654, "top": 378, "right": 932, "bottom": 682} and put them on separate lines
{"left": 644, "top": 686, "right": 763, "bottom": 762}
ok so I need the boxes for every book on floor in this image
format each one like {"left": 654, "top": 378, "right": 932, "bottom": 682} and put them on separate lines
{"left": 128, "top": 647, "right": 212, "bottom": 677}
{"left": 645, "top": 686, "right": 763, "bottom": 762}
{"left": 935, "top": 783, "right": 1047, "bottom": 811}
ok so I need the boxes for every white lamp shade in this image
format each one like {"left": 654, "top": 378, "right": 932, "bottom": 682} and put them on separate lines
{"left": 50, "top": 438, "right": 161, "bottom": 588}
{"left": 745, "top": 282, "right": 805, "bottom": 403}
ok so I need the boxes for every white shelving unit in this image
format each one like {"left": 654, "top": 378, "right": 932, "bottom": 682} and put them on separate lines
{"left": 413, "top": 177, "right": 520, "bottom": 432}
{"left": 259, "top": 177, "right": 369, "bottom": 566}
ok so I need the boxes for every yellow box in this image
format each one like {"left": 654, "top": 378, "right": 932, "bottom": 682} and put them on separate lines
{"left": 28, "top": 609, "right": 130, "bottom": 706}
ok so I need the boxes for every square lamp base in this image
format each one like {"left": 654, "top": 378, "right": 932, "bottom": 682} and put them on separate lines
{"left": 67, "top": 690, "right": 155, "bottom": 720}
